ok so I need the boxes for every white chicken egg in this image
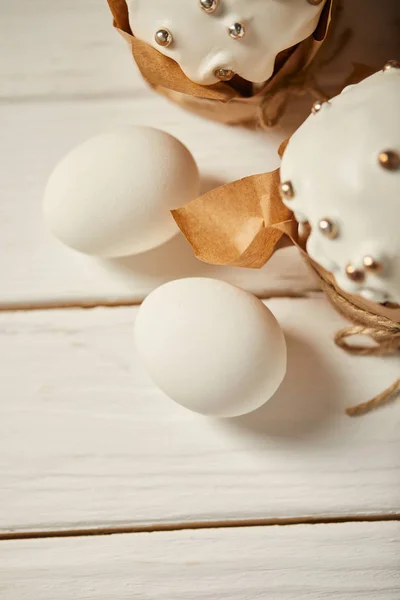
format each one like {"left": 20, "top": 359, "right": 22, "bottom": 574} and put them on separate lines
{"left": 43, "top": 127, "right": 200, "bottom": 257}
{"left": 134, "top": 278, "right": 287, "bottom": 418}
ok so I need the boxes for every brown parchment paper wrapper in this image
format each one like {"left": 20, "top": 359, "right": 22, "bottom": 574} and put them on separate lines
{"left": 172, "top": 168, "right": 400, "bottom": 327}
{"left": 107, "top": 0, "right": 333, "bottom": 125}
{"left": 172, "top": 170, "right": 298, "bottom": 269}
{"left": 172, "top": 130, "right": 400, "bottom": 413}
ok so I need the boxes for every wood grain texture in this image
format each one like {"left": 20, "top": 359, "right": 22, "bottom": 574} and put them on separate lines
{"left": 0, "top": 0, "right": 137, "bottom": 101}
{"left": 0, "top": 97, "right": 317, "bottom": 308}
{"left": 0, "top": 0, "right": 320, "bottom": 308}
{"left": 1, "top": 522, "right": 400, "bottom": 599}
{"left": 0, "top": 298, "right": 399, "bottom": 534}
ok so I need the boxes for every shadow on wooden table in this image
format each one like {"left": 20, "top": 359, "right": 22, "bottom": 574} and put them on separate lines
{"left": 227, "top": 331, "right": 342, "bottom": 441}
{"left": 98, "top": 175, "right": 225, "bottom": 281}
{"left": 101, "top": 231, "right": 213, "bottom": 280}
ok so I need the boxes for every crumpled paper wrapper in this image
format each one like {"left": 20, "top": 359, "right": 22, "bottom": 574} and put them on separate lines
{"left": 171, "top": 146, "right": 400, "bottom": 325}
{"left": 172, "top": 158, "right": 400, "bottom": 416}
{"left": 172, "top": 170, "right": 298, "bottom": 269}
{"left": 107, "top": 0, "right": 333, "bottom": 126}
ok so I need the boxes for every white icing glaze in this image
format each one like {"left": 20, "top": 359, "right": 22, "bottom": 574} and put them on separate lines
{"left": 127, "top": 0, "right": 327, "bottom": 85}
{"left": 280, "top": 68, "right": 400, "bottom": 305}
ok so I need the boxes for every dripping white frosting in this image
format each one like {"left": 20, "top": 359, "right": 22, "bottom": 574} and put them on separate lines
{"left": 127, "top": 0, "right": 327, "bottom": 85}
{"left": 280, "top": 67, "right": 400, "bottom": 305}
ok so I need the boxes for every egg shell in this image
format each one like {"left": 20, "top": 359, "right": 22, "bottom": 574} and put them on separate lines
{"left": 280, "top": 67, "right": 400, "bottom": 305}
{"left": 134, "top": 278, "right": 287, "bottom": 418}
{"left": 128, "top": 0, "right": 326, "bottom": 85}
{"left": 43, "top": 127, "right": 200, "bottom": 258}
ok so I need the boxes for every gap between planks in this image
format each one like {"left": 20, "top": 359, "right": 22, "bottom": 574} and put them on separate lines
{"left": 0, "top": 90, "right": 150, "bottom": 106}
{"left": 0, "top": 290, "right": 323, "bottom": 314}
{"left": 1, "top": 514, "right": 399, "bottom": 542}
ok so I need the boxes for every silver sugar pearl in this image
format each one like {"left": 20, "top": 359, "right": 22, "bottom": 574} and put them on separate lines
{"left": 383, "top": 59, "right": 400, "bottom": 72}
{"left": 155, "top": 28, "right": 173, "bottom": 47}
{"left": 228, "top": 22, "right": 246, "bottom": 40}
{"left": 214, "top": 68, "right": 235, "bottom": 81}
{"left": 379, "top": 150, "right": 400, "bottom": 171}
{"left": 311, "top": 100, "right": 329, "bottom": 114}
{"left": 318, "top": 218, "right": 339, "bottom": 240}
{"left": 280, "top": 181, "right": 295, "bottom": 200}
{"left": 363, "top": 256, "right": 384, "bottom": 273}
{"left": 346, "top": 264, "right": 365, "bottom": 283}
{"left": 200, "top": 0, "right": 218, "bottom": 13}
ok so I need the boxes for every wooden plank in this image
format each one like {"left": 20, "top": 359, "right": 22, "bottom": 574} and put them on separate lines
{"left": 0, "top": 0, "right": 138, "bottom": 101}
{"left": 0, "top": 97, "right": 317, "bottom": 308}
{"left": 1, "top": 522, "right": 399, "bottom": 599}
{"left": 2, "top": 0, "right": 399, "bottom": 102}
{"left": 0, "top": 297, "right": 399, "bottom": 534}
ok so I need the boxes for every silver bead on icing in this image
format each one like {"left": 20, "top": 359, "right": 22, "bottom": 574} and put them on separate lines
{"left": 383, "top": 60, "right": 400, "bottom": 72}
{"left": 378, "top": 150, "right": 400, "bottom": 171}
{"left": 311, "top": 100, "right": 328, "bottom": 114}
{"left": 155, "top": 29, "right": 173, "bottom": 47}
{"left": 318, "top": 218, "right": 339, "bottom": 240}
{"left": 200, "top": 0, "right": 218, "bottom": 14}
{"left": 346, "top": 264, "right": 365, "bottom": 283}
{"left": 280, "top": 181, "right": 295, "bottom": 200}
{"left": 214, "top": 68, "right": 234, "bottom": 81}
{"left": 228, "top": 23, "right": 246, "bottom": 40}
{"left": 363, "top": 256, "right": 384, "bottom": 273}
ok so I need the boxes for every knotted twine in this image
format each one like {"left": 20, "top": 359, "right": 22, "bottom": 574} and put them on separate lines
{"left": 314, "top": 268, "right": 400, "bottom": 416}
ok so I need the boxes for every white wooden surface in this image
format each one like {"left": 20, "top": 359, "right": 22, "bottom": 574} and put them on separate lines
{"left": 0, "top": 0, "right": 135, "bottom": 100}
{"left": 1, "top": 0, "right": 399, "bottom": 596}
{"left": 1, "top": 523, "right": 400, "bottom": 600}
{"left": 0, "top": 96, "right": 317, "bottom": 308}
{"left": 0, "top": 0, "right": 318, "bottom": 309}
{"left": 1, "top": 298, "right": 399, "bottom": 535}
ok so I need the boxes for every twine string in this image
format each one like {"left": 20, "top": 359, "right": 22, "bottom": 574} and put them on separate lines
{"left": 316, "top": 276, "right": 400, "bottom": 417}
{"left": 335, "top": 326, "right": 400, "bottom": 357}
{"left": 346, "top": 379, "right": 400, "bottom": 418}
